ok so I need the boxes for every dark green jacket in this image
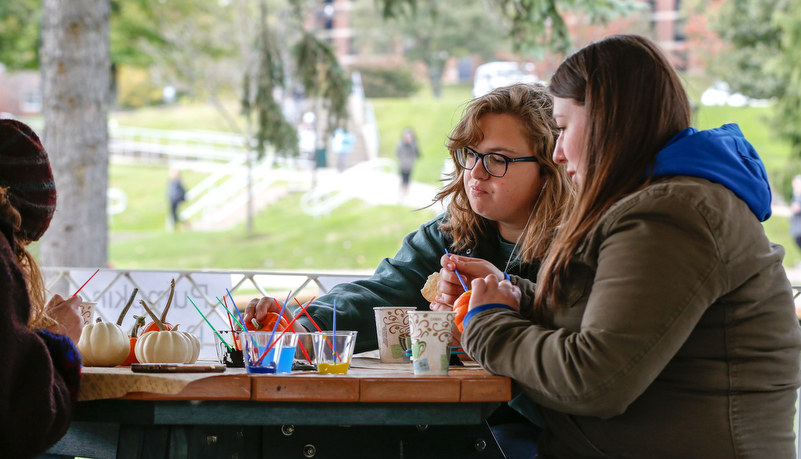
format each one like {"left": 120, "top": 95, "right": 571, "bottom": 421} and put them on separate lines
{"left": 297, "top": 214, "right": 540, "bottom": 353}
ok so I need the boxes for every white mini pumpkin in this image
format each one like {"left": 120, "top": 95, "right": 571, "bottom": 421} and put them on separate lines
{"left": 170, "top": 325, "right": 200, "bottom": 364}
{"left": 182, "top": 331, "right": 201, "bottom": 364}
{"left": 77, "top": 320, "right": 130, "bottom": 367}
{"left": 135, "top": 299, "right": 195, "bottom": 363}
{"left": 135, "top": 329, "right": 194, "bottom": 363}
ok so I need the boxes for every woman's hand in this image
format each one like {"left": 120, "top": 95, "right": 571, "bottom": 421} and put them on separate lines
{"left": 243, "top": 296, "right": 309, "bottom": 333}
{"left": 44, "top": 294, "right": 84, "bottom": 343}
{"left": 469, "top": 274, "right": 521, "bottom": 312}
{"left": 434, "top": 254, "right": 504, "bottom": 307}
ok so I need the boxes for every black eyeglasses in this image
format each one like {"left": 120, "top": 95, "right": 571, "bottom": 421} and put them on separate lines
{"left": 454, "top": 147, "right": 538, "bottom": 177}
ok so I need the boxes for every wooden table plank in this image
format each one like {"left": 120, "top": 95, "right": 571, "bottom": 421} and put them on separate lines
{"left": 251, "top": 375, "right": 360, "bottom": 402}
{"left": 360, "top": 377, "right": 461, "bottom": 402}
{"left": 123, "top": 374, "right": 251, "bottom": 401}
{"left": 458, "top": 377, "right": 511, "bottom": 402}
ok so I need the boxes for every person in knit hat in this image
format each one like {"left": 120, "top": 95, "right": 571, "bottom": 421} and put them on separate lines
{"left": 0, "top": 119, "right": 84, "bottom": 457}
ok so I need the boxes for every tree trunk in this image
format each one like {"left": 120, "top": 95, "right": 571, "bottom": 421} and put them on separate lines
{"left": 39, "top": 0, "right": 110, "bottom": 269}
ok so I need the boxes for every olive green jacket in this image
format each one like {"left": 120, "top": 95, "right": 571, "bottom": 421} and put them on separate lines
{"left": 463, "top": 177, "right": 801, "bottom": 458}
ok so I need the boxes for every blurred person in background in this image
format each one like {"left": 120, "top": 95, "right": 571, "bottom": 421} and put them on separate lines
{"left": 167, "top": 169, "right": 186, "bottom": 231}
{"left": 332, "top": 126, "right": 356, "bottom": 173}
{"left": 395, "top": 127, "right": 420, "bottom": 200}
{"left": 789, "top": 175, "right": 801, "bottom": 252}
{"left": 0, "top": 119, "right": 84, "bottom": 457}
{"left": 298, "top": 111, "right": 317, "bottom": 167}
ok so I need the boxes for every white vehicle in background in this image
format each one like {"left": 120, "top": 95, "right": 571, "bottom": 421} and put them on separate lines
{"left": 472, "top": 61, "right": 539, "bottom": 98}
{"left": 701, "top": 81, "right": 749, "bottom": 107}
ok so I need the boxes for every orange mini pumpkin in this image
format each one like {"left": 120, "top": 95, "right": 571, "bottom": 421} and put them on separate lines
{"left": 453, "top": 290, "right": 471, "bottom": 333}
{"left": 246, "top": 312, "right": 289, "bottom": 332}
{"left": 121, "top": 315, "right": 146, "bottom": 366}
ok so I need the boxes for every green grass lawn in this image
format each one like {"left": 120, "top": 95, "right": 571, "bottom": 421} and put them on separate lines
{"left": 108, "top": 77, "right": 801, "bottom": 269}
{"left": 110, "top": 190, "right": 436, "bottom": 270}
{"left": 109, "top": 164, "right": 209, "bottom": 231}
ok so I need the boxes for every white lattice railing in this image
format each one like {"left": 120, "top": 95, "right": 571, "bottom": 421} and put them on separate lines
{"left": 44, "top": 267, "right": 370, "bottom": 358}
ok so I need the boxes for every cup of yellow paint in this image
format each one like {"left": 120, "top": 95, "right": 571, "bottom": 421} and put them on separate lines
{"left": 312, "top": 331, "right": 358, "bottom": 374}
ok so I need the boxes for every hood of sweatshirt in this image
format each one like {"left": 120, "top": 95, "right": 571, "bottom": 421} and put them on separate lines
{"left": 651, "top": 123, "right": 771, "bottom": 221}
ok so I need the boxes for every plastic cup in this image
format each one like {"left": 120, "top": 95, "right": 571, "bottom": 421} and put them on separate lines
{"left": 291, "top": 332, "right": 319, "bottom": 372}
{"left": 312, "top": 331, "right": 358, "bottom": 374}
{"left": 408, "top": 311, "right": 455, "bottom": 375}
{"left": 275, "top": 333, "right": 300, "bottom": 373}
{"left": 374, "top": 307, "right": 416, "bottom": 363}
{"left": 214, "top": 330, "right": 246, "bottom": 368}
{"left": 243, "top": 331, "right": 281, "bottom": 374}
{"left": 79, "top": 302, "right": 96, "bottom": 326}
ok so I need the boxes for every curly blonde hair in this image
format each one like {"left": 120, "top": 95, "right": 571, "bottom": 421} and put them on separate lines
{"left": 434, "top": 83, "right": 574, "bottom": 263}
{"left": 0, "top": 186, "right": 52, "bottom": 329}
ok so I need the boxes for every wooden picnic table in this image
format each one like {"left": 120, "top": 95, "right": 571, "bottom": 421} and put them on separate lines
{"left": 46, "top": 355, "right": 512, "bottom": 458}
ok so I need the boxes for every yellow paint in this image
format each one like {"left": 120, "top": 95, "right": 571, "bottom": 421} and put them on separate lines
{"left": 317, "top": 361, "right": 350, "bottom": 374}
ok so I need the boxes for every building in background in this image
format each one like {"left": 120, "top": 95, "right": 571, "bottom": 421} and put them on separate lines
{"left": 0, "top": 67, "right": 42, "bottom": 117}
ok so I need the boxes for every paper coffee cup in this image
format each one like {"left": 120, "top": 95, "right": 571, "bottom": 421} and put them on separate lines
{"left": 374, "top": 307, "right": 416, "bottom": 363}
{"left": 408, "top": 311, "right": 455, "bottom": 375}
{"left": 79, "top": 302, "right": 96, "bottom": 326}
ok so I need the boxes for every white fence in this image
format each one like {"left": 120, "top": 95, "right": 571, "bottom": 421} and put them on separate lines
{"left": 44, "top": 267, "right": 370, "bottom": 358}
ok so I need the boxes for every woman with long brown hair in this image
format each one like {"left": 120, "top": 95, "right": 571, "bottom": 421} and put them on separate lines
{"left": 244, "top": 83, "right": 573, "bottom": 355}
{"left": 0, "top": 119, "right": 84, "bottom": 457}
{"left": 460, "top": 35, "right": 801, "bottom": 457}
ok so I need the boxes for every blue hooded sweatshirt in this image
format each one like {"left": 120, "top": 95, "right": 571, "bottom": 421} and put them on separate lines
{"left": 651, "top": 123, "right": 772, "bottom": 222}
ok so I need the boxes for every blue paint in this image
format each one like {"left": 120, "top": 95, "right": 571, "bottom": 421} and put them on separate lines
{"left": 247, "top": 347, "right": 277, "bottom": 373}
{"left": 277, "top": 346, "right": 296, "bottom": 373}
{"left": 247, "top": 363, "right": 277, "bottom": 374}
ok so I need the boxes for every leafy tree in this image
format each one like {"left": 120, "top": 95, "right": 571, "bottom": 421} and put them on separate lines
{"left": 365, "top": 0, "right": 637, "bottom": 97}
{"left": 353, "top": 0, "right": 508, "bottom": 98}
{"left": 0, "top": 0, "right": 40, "bottom": 70}
{"left": 707, "top": 0, "right": 801, "bottom": 160}
{"left": 771, "top": 0, "right": 801, "bottom": 155}
{"left": 706, "top": 0, "right": 786, "bottom": 100}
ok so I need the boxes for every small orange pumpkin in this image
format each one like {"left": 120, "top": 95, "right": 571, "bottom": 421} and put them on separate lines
{"left": 121, "top": 315, "right": 145, "bottom": 366}
{"left": 246, "top": 312, "right": 288, "bottom": 332}
{"left": 453, "top": 290, "right": 471, "bottom": 333}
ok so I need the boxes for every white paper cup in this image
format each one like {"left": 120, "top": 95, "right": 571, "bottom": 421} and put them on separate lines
{"left": 408, "top": 311, "right": 455, "bottom": 375}
{"left": 79, "top": 302, "right": 96, "bottom": 326}
{"left": 374, "top": 306, "right": 416, "bottom": 363}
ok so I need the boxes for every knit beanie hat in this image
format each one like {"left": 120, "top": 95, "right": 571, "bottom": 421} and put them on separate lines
{"left": 0, "top": 119, "right": 57, "bottom": 242}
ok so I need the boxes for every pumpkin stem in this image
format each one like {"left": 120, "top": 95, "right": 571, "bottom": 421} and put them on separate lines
{"left": 173, "top": 324, "right": 181, "bottom": 332}
{"left": 140, "top": 300, "right": 166, "bottom": 331}
{"left": 160, "top": 278, "right": 175, "bottom": 323}
{"left": 95, "top": 317, "right": 103, "bottom": 323}
{"left": 116, "top": 287, "right": 139, "bottom": 326}
{"left": 130, "top": 315, "right": 145, "bottom": 337}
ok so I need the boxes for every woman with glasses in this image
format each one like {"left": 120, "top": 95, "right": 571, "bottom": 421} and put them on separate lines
{"left": 244, "top": 83, "right": 573, "bottom": 357}
{"left": 461, "top": 35, "right": 801, "bottom": 458}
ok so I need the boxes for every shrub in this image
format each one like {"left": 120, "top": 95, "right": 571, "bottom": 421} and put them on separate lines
{"left": 116, "top": 65, "right": 164, "bottom": 109}
{"left": 352, "top": 64, "right": 420, "bottom": 98}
